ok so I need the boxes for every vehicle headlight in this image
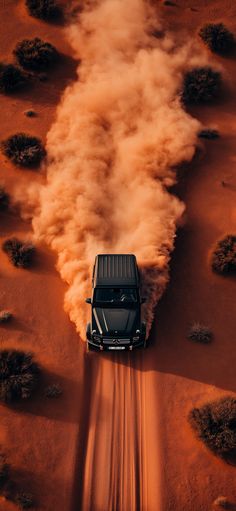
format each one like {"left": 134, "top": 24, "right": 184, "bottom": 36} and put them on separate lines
{"left": 94, "top": 335, "right": 101, "bottom": 343}
{"left": 133, "top": 336, "right": 140, "bottom": 341}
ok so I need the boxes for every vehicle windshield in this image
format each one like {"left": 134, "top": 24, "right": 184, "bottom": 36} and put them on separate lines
{"left": 95, "top": 288, "right": 137, "bottom": 303}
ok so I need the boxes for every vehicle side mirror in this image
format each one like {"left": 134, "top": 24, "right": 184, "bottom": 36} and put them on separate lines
{"left": 141, "top": 297, "right": 146, "bottom": 304}
{"left": 85, "top": 298, "right": 92, "bottom": 304}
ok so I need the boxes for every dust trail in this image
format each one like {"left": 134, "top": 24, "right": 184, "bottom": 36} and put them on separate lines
{"left": 21, "top": 0, "right": 203, "bottom": 337}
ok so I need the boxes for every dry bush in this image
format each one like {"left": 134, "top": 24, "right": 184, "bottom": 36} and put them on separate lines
{"left": 0, "top": 350, "right": 40, "bottom": 403}
{"left": 212, "top": 235, "right": 236, "bottom": 275}
{"left": 188, "top": 322, "right": 213, "bottom": 344}
{"left": 2, "top": 238, "right": 35, "bottom": 268}
{"left": 16, "top": 492, "right": 34, "bottom": 509}
{"left": 0, "top": 64, "right": 27, "bottom": 94}
{"left": 199, "top": 23, "right": 235, "bottom": 54}
{"left": 25, "top": 0, "right": 61, "bottom": 20}
{"left": 45, "top": 383, "right": 62, "bottom": 398}
{"left": 189, "top": 396, "right": 236, "bottom": 459}
{"left": 14, "top": 37, "right": 58, "bottom": 71}
{"left": 0, "top": 311, "right": 13, "bottom": 324}
{"left": 1, "top": 133, "right": 45, "bottom": 167}
{"left": 213, "top": 496, "right": 231, "bottom": 509}
{"left": 182, "top": 67, "right": 221, "bottom": 104}
{"left": 198, "top": 128, "right": 219, "bottom": 140}
{"left": 0, "top": 188, "right": 9, "bottom": 211}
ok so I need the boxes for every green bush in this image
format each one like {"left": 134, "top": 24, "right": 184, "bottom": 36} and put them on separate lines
{"left": 0, "top": 64, "right": 27, "bottom": 94}
{"left": 212, "top": 235, "right": 236, "bottom": 275}
{"left": 189, "top": 396, "right": 236, "bottom": 459}
{"left": 188, "top": 322, "right": 213, "bottom": 344}
{"left": 1, "top": 133, "right": 45, "bottom": 167}
{"left": 182, "top": 67, "right": 221, "bottom": 104}
{"left": 25, "top": 0, "right": 61, "bottom": 21}
{"left": 2, "top": 238, "right": 35, "bottom": 268}
{"left": 16, "top": 492, "right": 34, "bottom": 509}
{"left": 199, "top": 23, "right": 235, "bottom": 54}
{"left": 0, "top": 350, "right": 40, "bottom": 403}
{"left": 45, "top": 383, "right": 62, "bottom": 398}
{"left": 14, "top": 38, "right": 58, "bottom": 71}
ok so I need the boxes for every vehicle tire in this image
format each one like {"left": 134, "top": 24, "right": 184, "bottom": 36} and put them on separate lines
{"left": 86, "top": 322, "right": 91, "bottom": 341}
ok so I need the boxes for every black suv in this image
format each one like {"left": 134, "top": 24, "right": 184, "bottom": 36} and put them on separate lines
{"left": 85, "top": 254, "right": 146, "bottom": 351}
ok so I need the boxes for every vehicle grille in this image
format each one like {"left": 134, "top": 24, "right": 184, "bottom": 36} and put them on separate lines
{"left": 103, "top": 338, "right": 130, "bottom": 345}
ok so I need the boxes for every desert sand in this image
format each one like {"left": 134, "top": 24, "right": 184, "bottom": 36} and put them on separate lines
{"left": 0, "top": 1, "right": 236, "bottom": 511}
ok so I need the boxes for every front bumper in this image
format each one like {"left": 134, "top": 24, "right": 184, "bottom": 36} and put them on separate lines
{"left": 88, "top": 337, "right": 145, "bottom": 351}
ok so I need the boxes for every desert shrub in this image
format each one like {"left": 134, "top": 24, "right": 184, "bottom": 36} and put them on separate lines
{"left": 0, "top": 350, "right": 39, "bottom": 403}
{"left": 14, "top": 38, "right": 58, "bottom": 71}
{"left": 182, "top": 67, "right": 221, "bottom": 104}
{"left": 0, "top": 188, "right": 9, "bottom": 211}
{"left": 16, "top": 492, "right": 34, "bottom": 509}
{"left": 199, "top": 23, "right": 235, "bottom": 54}
{"left": 214, "top": 496, "right": 231, "bottom": 509}
{"left": 198, "top": 128, "right": 219, "bottom": 140}
{"left": 0, "top": 311, "right": 13, "bottom": 323}
{"left": 2, "top": 238, "right": 35, "bottom": 268}
{"left": 0, "top": 453, "right": 9, "bottom": 491}
{"left": 1, "top": 133, "right": 45, "bottom": 167}
{"left": 25, "top": 0, "right": 61, "bottom": 20}
{"left": 188, "top": 322, "right": 213, "bottom": 344}
{"left": 24, "top": 110, "right": 37, "bottom": 117}
{"left": 212, "top": 235, "right": 236, "bottom": 275}
{"left": 189, "top": 396, "right": 236, "bottom": 459}
{"left": 45, "top": 383, "right": 62, "bottom": 398}
{"left": 0, "top": 64, "right": 27, "bottom": 94}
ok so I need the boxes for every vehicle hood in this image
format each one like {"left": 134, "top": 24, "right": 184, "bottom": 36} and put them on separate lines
{"left": 93, "top": 307, "right": 138, "bottom": 335}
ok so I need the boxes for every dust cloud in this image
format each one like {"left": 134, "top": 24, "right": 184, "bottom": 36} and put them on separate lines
{"left": 24, "top": 0, "right": 204, "bottom": 337}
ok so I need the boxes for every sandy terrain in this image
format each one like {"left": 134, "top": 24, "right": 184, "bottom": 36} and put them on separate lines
{"left": 0, "top": 1, "right": 236, "bottom": 511}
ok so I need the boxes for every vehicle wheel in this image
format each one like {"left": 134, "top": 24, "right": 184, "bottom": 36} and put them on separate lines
{"left": 86, "top": 322, "right": 91, "bottom": 341}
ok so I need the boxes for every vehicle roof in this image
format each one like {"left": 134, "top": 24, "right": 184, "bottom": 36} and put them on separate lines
{"left": 94, "top": 254, "right": 139, "bottom": 287}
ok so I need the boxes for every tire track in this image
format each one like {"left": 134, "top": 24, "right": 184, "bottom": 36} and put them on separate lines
{"left": 74, "top": 351, "right": 160, "bottom": 511}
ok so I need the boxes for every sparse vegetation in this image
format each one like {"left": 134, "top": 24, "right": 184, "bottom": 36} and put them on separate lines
{"left": 212, "top": 235, "right": 236, "bottom": 275}
{"left": 1, "top": 133, "right": 45, "bottom": 167}
{"left": 188, "top": 322, "right": 213, "bottom": 344}
{"left": 0, "top": 187, "right": 9, "bottom": 211}
{"left": 0, "top": 311, "right": 13, "bottom": 323}
{"left": 214, "top": 496, "right": 231, "bottom": 509}
{"left": 199, "top": 23, "right": 235, "bottom": 54}
{"left": 16, "top": 492, "right": 34, "bottom": 509}
{"left": 182, "top": 67, "right": 221, "bottom": 104}
{"left": 0, "top": 64, "right": 27, "bottom": 94}
{"left": 189, "top": 396, "right": 236, "bottom": 460}
{"left": 198, "top": 128, "right": 219, "bottom": 140}
{"left": 2, "top": 238, "right": 35, "bottom": 268}
{"left": 14, "top": 38, "right": 58, "bottom": 71}
{"left": 25, "top": 0, "right": 61, "bottom": 21}
{"left": 0, "top": 350, "right": 40, "bottom": 403}
{"left": 45, "top": 383, "right": 62, "bottom": 398}
{"left": 24, "top": 110, "right": 37, "bottom": 117}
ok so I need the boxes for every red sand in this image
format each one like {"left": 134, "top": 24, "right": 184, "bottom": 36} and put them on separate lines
{"left": 0, "top": 1, "right": 236, "bottom": 510}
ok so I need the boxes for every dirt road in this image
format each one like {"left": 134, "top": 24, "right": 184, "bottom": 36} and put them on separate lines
{"left": 73, "top": 351, "right": 161, "bottom": 511}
